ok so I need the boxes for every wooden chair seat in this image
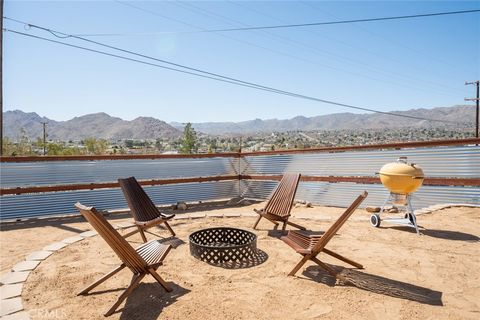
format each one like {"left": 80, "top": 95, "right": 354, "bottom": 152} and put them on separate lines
{"left": 281, "top": 192, "right": 368, "bottom": 278}
{"left": 119, "top": 177, "right": 176, "bottom": 242}
{"left": 253, "top": 173, "right": 305, "bottom": 231}
{"left": 135, "top": 214, "right": 174, "bottom": 228}
{"left": 136, "top": 239, "right": 171, "bottom": 267}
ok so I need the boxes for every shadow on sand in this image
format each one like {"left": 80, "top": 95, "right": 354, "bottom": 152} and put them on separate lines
{"left": 303, "top": 266, "right": 443, "bottom": 306}
{"left": 420, "top": 229, "right": 479, "bottom": 242}
{"left": 388, "top": 226, "right": 479, "bottom": 242}
{"left": 118, "top": 282, "right": 190, "bottom": 320}
{"left": 0, "top": 212, "right": 131, "bottom": 233}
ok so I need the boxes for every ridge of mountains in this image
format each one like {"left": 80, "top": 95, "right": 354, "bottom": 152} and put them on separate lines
{"left": 4, "top": 111, "right": 181, "bottom": 141}
{"left": 170, "top": 105, "right": 472, "bottom": 135}
{"left": 3, "top": 105, "right": 473, "bottom": 141}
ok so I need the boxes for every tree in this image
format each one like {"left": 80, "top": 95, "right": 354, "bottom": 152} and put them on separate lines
{"left": 84, "top": 137, "right": 108, "bottom": 155}
{"left": 47, "top": 142, "right": 64, "bottom": 155}
{"left": 180, "top": 123, "right": 197, "bottom": 154}
{"left": 2, "top": 137, "right": 15, "bottom": 156}
{"left": 17, "top": 128, "right": 33, "bottom": 155}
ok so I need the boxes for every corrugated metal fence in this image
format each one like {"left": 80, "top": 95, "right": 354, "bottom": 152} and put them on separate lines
{"left": 1, "top": 142, "right": 479, "bottom": 221}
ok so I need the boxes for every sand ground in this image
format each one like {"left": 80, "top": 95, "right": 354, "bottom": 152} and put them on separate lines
{"left": 1, "top": 203, "right": 479, "bottom": 319}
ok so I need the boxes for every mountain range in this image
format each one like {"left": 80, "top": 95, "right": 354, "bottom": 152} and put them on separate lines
{"left": 3, "top": 105, "right": 474, "bottom": 141}
{"left": 3, "top": 111, "right": 181, "bottom": 141}
{"left": 170, "top": 105, "right": 473, "bottom": 134}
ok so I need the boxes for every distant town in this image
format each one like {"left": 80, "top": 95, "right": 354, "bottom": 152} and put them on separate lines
{"left": 2, "top": 125, "right": 474, "bottom": 156}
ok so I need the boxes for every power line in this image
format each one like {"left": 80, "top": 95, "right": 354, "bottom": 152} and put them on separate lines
{"left": 3, "top": 25, "right": 464, "bottom": 125}
{"left": 70, "top": 8, "right": 480, "bottom": 35}
{"left": 53, "top": 1, "right": 468, "bottom": 97}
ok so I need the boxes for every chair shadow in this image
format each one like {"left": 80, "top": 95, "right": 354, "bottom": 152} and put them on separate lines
{"left": 0, "top": 212, "right": 133, "bottom": 233}
{"left": 118, "top": 282, "right": 190, "bottom": 320}
{"left": 156, "top": 236, "right": 186, "bottom": 249}
{"left": 303, "top": 266, "right": 443, "bottom": 306}
{"left": 204, "top": 249, "right": 269, "bottom": 269}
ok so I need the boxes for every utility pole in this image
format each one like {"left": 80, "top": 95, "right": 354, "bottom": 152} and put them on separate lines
{"left": 41, "top": 122, "right": 47, "bottom": 155}
{"left": 1, "top": 1, "right": 4, "bottom": 156}
{"left": 465, "top": 80, "right": 480, "bottom": 139}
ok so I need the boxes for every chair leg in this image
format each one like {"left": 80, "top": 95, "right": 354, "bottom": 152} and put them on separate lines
{"left": 311, "top": 257, "right": 337, "bottom": 277}
{"left": 282, "top": 221, "right": 287, "bottom": 231}
{"left": 148, "top": 268, "right": 172, "bottom": 292}
{"left": 122, "top": 228, "right": 140, "bottom": 239}
{"left": 253, "top": 215, "right": 262, "bottom": 229}
{"left": 286, "top": 220, "right": 306, "bottom": 230}
{"left": 138, "top": 226, "right": 148, "bottom": 243}
{"left": 164, "top": 221, "right": 176, "bottom": 237}
{"left": 322, "top": 248, "right": 363, "bottom": 269}
{"left": 288, "top": 255, "right": 310, "bottom": 276}
{"left": 104, "top": 273, "right": 145, "bottom": 317}
{"left": 78, "top": 264, "right": 126, "bottom": 295}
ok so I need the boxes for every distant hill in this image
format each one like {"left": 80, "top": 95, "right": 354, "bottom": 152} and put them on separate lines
{"left": 4, "top": 105, "right": 474, "bottom": 140}
{"left": 171, "top": 105, "right": 474, "bottom": 134}
{"left": 4, "top": 110, "right": 181, "bottom": 141}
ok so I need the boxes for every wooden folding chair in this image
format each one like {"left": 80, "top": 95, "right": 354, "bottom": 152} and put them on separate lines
{"left": 253, "top": 172, "right": 305, "bottom": 231}
{"left": 281, "top": 191, "right": 368, "bottom": 277}
{"left": 118, "top": 176, "right": 175, "bottom": 242}
{"left": 75, "top": 202, "right": 173, "bottom": 317}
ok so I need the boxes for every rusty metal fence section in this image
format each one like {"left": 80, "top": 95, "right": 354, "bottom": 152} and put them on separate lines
{"left": 1, "top": 142, "right": 479, "bottom": 221}
{"left": 0, "top": 157, "right": 239, "bottom": 188}
{"left": 0, "top": 181, "right": 238, "bottom": 221}
{"left": 240, "top": 146, "right": 480, "bottom": 177}
{"left": 240, "top": 145, "right": 480, "bottom": 209}
{"left": 240, "top": 180, "right": 480, "bottom": 210}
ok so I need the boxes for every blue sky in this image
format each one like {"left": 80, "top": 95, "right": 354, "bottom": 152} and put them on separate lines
{"left": 3, "top": 0, "right": 480, "bottom": 123}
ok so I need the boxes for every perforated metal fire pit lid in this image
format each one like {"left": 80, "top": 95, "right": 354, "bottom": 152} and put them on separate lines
{"left": 189, "top": 227, "right": 258, "bottom": 265}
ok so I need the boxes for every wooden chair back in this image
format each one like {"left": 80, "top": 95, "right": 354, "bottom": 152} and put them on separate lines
{"left": 118, "top": 177, "right": 160, "bottom": 222}
{"left": 75, "top": 202, "right": 147, "bottom": 274}
{"left": 311, "top": 191, "right": 368, "bottom": 253}
{"left": 264, "top": 173, "right": 301, "bottom": 218}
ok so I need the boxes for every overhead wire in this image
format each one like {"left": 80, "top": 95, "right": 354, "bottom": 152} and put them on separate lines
{"left": 228, "top": 0, "right": 465, "bottom": 95}
{"left": 104, "top": 1, "right": 466, "bottom": 97}
{"left": 72, "top": 7, "right": 480, "bottom": 35}
{"left": 2, "top": 20, "right": 467, "bottom": 125}
{"left": 113, "top": 1, "right": 465, "bottom": 97}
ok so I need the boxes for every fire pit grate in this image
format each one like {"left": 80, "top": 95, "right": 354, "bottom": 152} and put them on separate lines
{"left": 189, "top": 227, "right": 258, "bottom": 265}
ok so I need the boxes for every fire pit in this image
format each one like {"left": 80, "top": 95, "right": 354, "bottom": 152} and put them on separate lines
{"left": 189, "top": 227, "right": 258, "bottom": 265}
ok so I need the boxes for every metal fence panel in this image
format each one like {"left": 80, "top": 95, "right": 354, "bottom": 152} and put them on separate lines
{"left": 241, "top": 146, "right": 480, "bottom": 177}
{"left": 0, "top": 157, "right": 240, "bottom": 188}
{"left": 0, "top": 181, "right": 239, "bottom": 221}
{"left": 1, "top": 145, "right": 479, "bottom": 221}
{"left": 240, "top": 180, "right": 480, "bottom": 210}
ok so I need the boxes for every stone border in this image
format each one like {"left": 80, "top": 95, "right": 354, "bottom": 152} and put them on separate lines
{"left": 1, "top": 203, "right": 478, "bottom": 319}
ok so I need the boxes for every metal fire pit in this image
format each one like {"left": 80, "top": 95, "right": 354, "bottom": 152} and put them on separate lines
{"left": 189, "top": 227, "right": 258, "bottom": 265}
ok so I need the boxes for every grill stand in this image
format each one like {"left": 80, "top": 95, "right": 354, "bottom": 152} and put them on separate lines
{"left": 370, "top": 193, "right": 420, "bottom": 235}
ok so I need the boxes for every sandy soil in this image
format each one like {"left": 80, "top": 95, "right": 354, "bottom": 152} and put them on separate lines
{"left": 2, "top": 204, "right": 480, "bottom": 319}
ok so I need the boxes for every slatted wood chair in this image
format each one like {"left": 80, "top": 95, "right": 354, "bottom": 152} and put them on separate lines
{"left": 75, "top": 202, "right": 173, "bottom": 317}
{"left": 118, "top": 176, "right": 175, "bottom": 242}
{"left": 281, "top": 191, "right": 368, "bottom": 277}
{"left": 252, "top": 172, "right": 305, "bottom": 231}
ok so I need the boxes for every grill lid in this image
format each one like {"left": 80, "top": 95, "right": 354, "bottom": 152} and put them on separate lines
{"left": 378, "top": 157, "right": 424, "bottom": 194}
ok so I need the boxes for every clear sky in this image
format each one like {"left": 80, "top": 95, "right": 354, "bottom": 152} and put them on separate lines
{"left": 3, "top": 0, "right": 480, "bottom": 123}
